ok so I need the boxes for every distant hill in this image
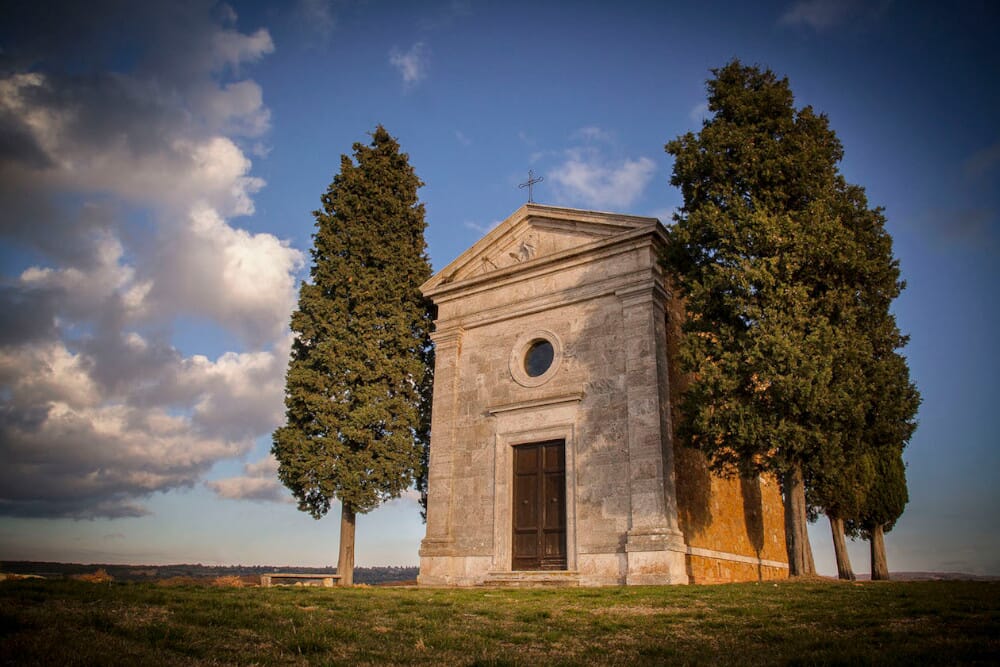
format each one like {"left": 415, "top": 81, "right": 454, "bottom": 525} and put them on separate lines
{"left": 854, "top": 572, "right": 1000, "bottom": 582}
{"left": 4, "top": 562, "right": 996, "bottom": 585}
{"left": 0, "top": 561, "right": 418, "bottom": 585}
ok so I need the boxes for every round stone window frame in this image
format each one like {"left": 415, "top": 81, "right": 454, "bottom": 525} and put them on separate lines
{"left": 509, "top": 329, "right": 563, "bottom": 387}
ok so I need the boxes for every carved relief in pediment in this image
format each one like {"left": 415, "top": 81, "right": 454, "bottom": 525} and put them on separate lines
{"left": 456, "top": 228, "right": 587, "bottom": 280}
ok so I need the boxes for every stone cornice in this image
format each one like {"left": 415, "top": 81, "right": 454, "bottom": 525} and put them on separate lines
{"left": 429, "top": 327, "right": 464, "bottom": 347}
{"left": 436, "top": 268, "right": 661, "bottom": 332}
{"left": 487, "top": 392, "right": 585, "bottom": 416}
{"left": 426, "top": 223, "right": 668, "bottom": 305}
{"left": 616, "top": 282, "right": 670, "bottom": 308}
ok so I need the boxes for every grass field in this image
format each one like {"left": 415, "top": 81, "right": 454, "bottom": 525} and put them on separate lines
{"left": 1, "top": 578, "right": 997, "bottom": 665}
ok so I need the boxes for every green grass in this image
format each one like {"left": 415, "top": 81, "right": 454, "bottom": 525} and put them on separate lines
{"left": 1, "top": 579, "right": 997, "bottom": 665}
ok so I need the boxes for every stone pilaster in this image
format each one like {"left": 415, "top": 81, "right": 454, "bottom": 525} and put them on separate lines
{"left": 418, "top": 327, "right": 463, "bottom": 580}
{"left": 618, "top": 282, "right": 688, "bottom": 584}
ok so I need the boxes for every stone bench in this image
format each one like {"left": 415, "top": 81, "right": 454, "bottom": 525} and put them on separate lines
{"left": 260, "top": 573, "right": 341, "bottom": 587}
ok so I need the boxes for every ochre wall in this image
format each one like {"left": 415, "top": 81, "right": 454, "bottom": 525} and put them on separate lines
{"left": 665, "top": 289, "right": 789, "bottom": 583}
{"left": 686, "top": 553, "right": 789, "bottom": 585}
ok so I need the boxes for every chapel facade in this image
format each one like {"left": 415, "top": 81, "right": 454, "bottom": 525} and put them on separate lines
{"left": 417, "top": 204, "right": 788, "bottom": 586}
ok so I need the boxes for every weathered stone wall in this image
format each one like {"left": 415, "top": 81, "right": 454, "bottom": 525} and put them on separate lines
{"left": 444, "top": 294, "right": 634, "bottom": 558}
{"left": 425, "top": 243, "right": 646, "bottom": 585}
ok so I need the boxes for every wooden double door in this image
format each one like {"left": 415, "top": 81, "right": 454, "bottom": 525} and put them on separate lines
{"left": 512, "top": 440, "right": 567, "bottom": 570}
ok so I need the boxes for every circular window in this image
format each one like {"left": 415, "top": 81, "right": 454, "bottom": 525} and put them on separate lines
{"left": 509, "top": 330, "right": 563, "bottom": 387}
{"left": 524, "top": 340, "right": 554, "bottom": 377}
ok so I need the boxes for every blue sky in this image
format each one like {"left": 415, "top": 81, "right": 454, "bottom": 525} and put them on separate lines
{"left": 0, "top": 0, "right": 997, "bottom": 576}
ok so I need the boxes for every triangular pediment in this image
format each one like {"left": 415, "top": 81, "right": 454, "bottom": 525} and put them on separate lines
{"left": 423, "top": 204, "right": 660, "bottom": 293}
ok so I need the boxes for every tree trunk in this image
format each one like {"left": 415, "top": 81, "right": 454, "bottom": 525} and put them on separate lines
{"left": 338, "top": 505, "right": 356, "bottom": 586}
{"left": 828, "top": 514, "right": 855, "bottom": 581}
{"left": 870, "top": 524, "right": 890, "bottom": 581}
{"left": 782, "top": 464, "right": 816, "bottom": 576}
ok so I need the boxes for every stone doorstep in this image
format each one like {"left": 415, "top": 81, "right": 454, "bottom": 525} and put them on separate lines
{"left": 484, "top": 570, "right": 581, "bottom": 587}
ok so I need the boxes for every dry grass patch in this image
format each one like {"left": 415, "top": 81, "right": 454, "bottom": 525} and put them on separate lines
{"left": 211, "top": 575, "right": 245, "bottom": 588}
{"left": 72, "top": 568, "right": 114, "bottom": 584}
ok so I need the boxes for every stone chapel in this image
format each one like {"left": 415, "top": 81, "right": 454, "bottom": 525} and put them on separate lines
{"left": 417, "top": 204, "right": 789, "bottom": 586}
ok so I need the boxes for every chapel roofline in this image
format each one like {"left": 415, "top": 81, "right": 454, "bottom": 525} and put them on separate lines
{"left": 422, "top": 204, "right": 664, "bottom": 295}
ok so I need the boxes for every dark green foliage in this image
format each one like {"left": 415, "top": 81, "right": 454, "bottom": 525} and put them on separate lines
{"left": 272, "top": 125, "right": 433, "bottom": 519}
{"left": 830, "top": 347, "right": 917, "bottom": 543}
{"left": 869, "top": 446, "right": 909, "bottom": 534}
{"left": 665, "top": 60, "right": 863, "bottom": 480}
{"left": 852, "top": 348, "right": 917, "bottom": 537}
{"left": 811, "top": 155, "right": 919, "bottom": 545}
{"left": 846, "top": 444, "right": 911, "bottom": 539}
{"left": 665, "top": 60, "right": 919, "bottom": 573}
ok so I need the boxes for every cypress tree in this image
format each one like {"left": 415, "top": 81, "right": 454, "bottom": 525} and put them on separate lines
{"left": 665, "top": 60, "right": 874, "bottom": 575}
{"left": 859, "top": 446, "right": 909, "bottom": 581}
{"left": 845, "top": 348, "right": 919, "bottom": 580}
{"left": 814, "top": 182, "right": 918, "bottom": 580}
{"left": 272, "top": 126, "right": 434, "bottom": 585}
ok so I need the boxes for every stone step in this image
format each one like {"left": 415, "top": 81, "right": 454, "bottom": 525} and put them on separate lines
{"left": 484, "top": 571, "right": 580, "bottom": 587}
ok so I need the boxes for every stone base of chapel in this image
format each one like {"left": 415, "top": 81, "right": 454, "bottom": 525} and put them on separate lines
{"left": 418, "top": 549, "right": 789, "bottom": 587}
{"left": 416, "top": 554, "right": 492, "bottom": 587}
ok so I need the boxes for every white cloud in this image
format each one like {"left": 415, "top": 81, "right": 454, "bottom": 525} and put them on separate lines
{"left": 183, "top": 342, "right": 291, "bottom": 440}
{"left": 463, "top": 219, "right": 502, "bottom": 235}
{"left": 0, "top": 3, "right": 300, "bottom": 519}
{"left": 389, "top": 42, "right": 429, "bottom": 87}
{"left": 0, "top": 341, "right": 254, "bottom": 518}
{"left": 0, "top": 324, "right": 295, "bottom": 517}
{"left": 0, "top": 74, "right": 269, "bottom": 218}
{"left": 207, "top": 454, "right": 289, "bottom": 503}
{"left": 455, "top": 130, "right": 471, "bottom": 146}
{"left": 210, "top": 28, "right": 275, "bottom": 69}
{"left": 574, "top": 126, "right": 614, "bottom": 143}
{"left": 0, "top": 343, "right": 98, "bottom": 410}
{"left": 549, "top": 147, "right": 657, "bottom": 210}
{"left": 151, "top": 207, "right": 303, "bottom": 347}
{"left": 19, "top": 232, "right": 150, "bottom": 322}
{"left": 199, "top": 80, "right": 272, "bottom": 138}
{"left": 778, "top": 0, "right": 890, "bottom": 31}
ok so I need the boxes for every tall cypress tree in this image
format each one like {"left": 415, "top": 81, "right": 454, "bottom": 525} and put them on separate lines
{"left": 845, "top": 205, "right": 919, "bottom": 580}
{"left": 845, "top": 348, "right": 918, "bottom": 580}
{"left": 665, "top": 61, "right": 875, "bottom": 575}
{"left": 272, "top": 126, "right": 433, "bottom": 585}
{"left": 810, "top": 182, "right": 919, "bottom": 580}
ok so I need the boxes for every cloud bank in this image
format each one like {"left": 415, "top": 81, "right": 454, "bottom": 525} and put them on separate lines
{"left": 0, "top": 1, "right": 301, "bottom": 518}
{"left": 207, "top": 455, "right": 289, "bottom": 503}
